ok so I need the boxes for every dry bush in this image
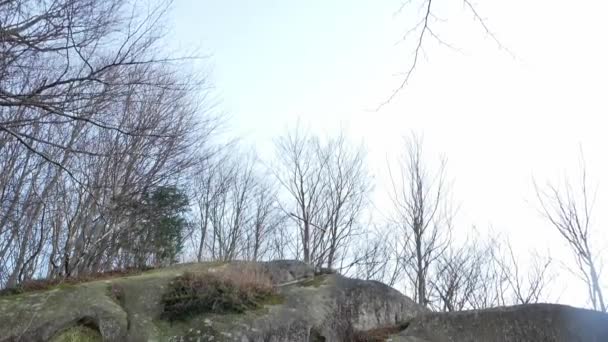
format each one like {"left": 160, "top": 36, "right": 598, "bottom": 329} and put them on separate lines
{"left": 161, "top": 264, "right": 276, "bottom": 321}
{"left": 218, "top": 263, "right": 274, "bottom": 291}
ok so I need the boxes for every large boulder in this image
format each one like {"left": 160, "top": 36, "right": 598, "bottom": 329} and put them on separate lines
{"left": 390, "top": 303, "right": 608, "bottom": 342}
{"left": 0, "top": 261, "right": 426, "bottom": 342}
{"left": 220, "top": 272, "right": 428, "bottom": 341}
{"left": 4, "top": 261, "right": 606, "bottom": 342}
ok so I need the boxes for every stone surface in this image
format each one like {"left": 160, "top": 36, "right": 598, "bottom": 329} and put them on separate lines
{"left": 390, "top": 303, "right": 608, "bottom": 342}
{"left": 261, "top": 259, "right": 315, "bottom": 284}
{"left": 2, "top": 261, "right": 607, "bottom": 342}
{"left": 153, "top": 262, "right": 427, "bottom": 342}
{"left": 0, "top": 261, "right": 425, "bottom": 342}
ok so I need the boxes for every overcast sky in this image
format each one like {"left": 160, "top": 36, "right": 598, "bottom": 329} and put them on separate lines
{"left": 167, "top": 0, "right": 608, "bottom": 307}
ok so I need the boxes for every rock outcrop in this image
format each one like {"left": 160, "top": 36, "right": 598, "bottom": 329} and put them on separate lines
{"left": 1, "top": 260, "right": 607, "bottom": 342}
{"left": 390, "top": 303, "right": 608, "bottom": 342}
{"left": 0, "top": 260, "right": 426, "bottom": 341}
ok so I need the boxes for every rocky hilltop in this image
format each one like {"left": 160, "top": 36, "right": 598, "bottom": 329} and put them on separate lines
{"left": 0, "top": 260, "right": 606, "bottom": 342}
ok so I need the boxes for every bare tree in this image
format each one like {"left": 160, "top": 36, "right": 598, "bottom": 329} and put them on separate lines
{"left": 245, "top": 177, "right": 285, "bottom": 262}
{"left": 429, "top": 231, "right": 552, "bottom": 312}
{"left": 348, "top": 227, "right": 403, "bottom": 287}
{"left": 492, "top": 239, "right": 553, "bottom": 306}
{"left": 0, "top": 0, "right": 198, "bottom": 169}
{"left": 318, "top": 133, "right": 371, "bottom": 269}
{"left": 430, "top": 239, "right": 488, "bottom": 312}
{"left": 535, "top": 157, "right": 606, "bottom": 312}
{"left": 383, "top": 0, "right": 506, "bottom": 105}
{"left": 0, "top": 0, "right": 217, "bottom": 289}
{"left": 388, "top": 134, "right": 452, "bottom": 306}
{"left": 273, "top": 126, "right": 327, "bottom": 264}
{"left": 273, "top": 126, "right": 371, "bottom": 268}
{"left": 206, "top": 155, "right": 254, "bottom": 261}
{"left": 192, "top": 151, "right": 235, "bottom": 262}
{"left": 191, "top": 149, "right": 284, "bottom": 263}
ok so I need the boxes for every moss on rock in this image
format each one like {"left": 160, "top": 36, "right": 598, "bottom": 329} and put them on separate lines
{"left": 0, "top": 261, "right": 429, "bottom": 342}
{"left": 49, "top": 325, "right": 103, "bottom": 342}
{"left": 298, "top": 275, "right": 327, "bottom": 288}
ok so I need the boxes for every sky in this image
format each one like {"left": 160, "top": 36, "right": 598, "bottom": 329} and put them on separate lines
{"left": 167, "top": 0, "right": 608, "bottom": 307}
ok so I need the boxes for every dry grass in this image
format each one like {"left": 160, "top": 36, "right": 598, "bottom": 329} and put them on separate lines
{"left": 0, "top": 267, "right": 151, "bottom": 297}
{"left": 218, "top": 263, "right": 274, "bottom": 291}
{"left": 160, "top": 263, "right": 277, "bottom": 321}
{"left": 49, "top": 325, "right": 103, "bottom": 342}
{"left": 352, "top": 323, "right": 410, "bottom": 342}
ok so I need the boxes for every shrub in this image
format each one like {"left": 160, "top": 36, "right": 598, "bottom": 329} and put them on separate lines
{"left": 160, "top": 264, "right": 277, "bottom": 321}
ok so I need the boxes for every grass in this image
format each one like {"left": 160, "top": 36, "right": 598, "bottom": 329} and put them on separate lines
{"left": 352, "top": 322, "right": 410, "bottom": 342}
{"left": 0, "top": 267, "right": 153, "bottom": 297}
{"left": 261, "top": 293, "right": 285, "bottom": 305}
{"left": 49, "top": 325, "right": 102, "bottom": 342}
{"left": 160, "top": 263, "right": 279, "bottom": 321}
{"left": 298, "top": 274, "right": 327, "bottom": 288}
